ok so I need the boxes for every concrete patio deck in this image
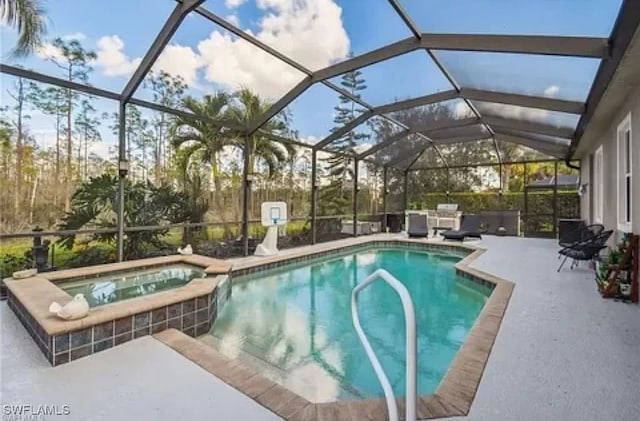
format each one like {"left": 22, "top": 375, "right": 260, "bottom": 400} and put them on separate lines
{"left": 0, "top": 311, "right": 281, "bottom": 421}
{"left": 1, "top": 235, "right": 639, "bottom": 420}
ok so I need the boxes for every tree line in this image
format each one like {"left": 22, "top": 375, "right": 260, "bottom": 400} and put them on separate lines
{"left": 0, "top": 34, "right": 572, "bottom": 236}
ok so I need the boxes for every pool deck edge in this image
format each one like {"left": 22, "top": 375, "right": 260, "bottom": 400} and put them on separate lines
{"left": 165, "top": 237, "right": 515, "bottom": 420}
{"left": 437, "top": 247, "right": 515, "bottom": 417}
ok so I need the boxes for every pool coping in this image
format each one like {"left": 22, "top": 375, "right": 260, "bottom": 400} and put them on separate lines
{"left": 156, "top": 237, "right": 514, "bottom": 420}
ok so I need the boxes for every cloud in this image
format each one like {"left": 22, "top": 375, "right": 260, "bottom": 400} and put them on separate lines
{"left": 226, "top": 14, "right": 240, "bottom": 26}
{"left": 453, "top": 101, "right": 475, "bottom": 119}
{"left": 153, "top": 44, "right": 202, "bottom": 86}
{"left": 198, "top": 31, "right": 305, "bottom": 99}
{"left": 28, "top": 129, "right": 58, "bottom": 149}
{"left": 197, "top": 0, "right": 349, "bottom": 99}
{"left": 254, "top": 0, "right": 349, "bottom": 70}
{"left": 353, "top": 143, "right": 371, "bottom": 154}
{"left": 89, "top": 0, "right": 349, "bottom": 100}
{"left": 33, "top": 33, "right": 87, "bottom": 60}
{"left": 480, "top": 101, "right": 549, "bottom": 122}
{"left": 477, "top": 85, "right": 574, "bottom": 128}
{"left": 35, "top": 42, "right": 64, "bottom": 60}
{"left": 61, "top": 32, "right": 87, "bottom": 41}
{"left": 94, "top": 35, "right": 142, "bottom": 77}
{"left": 225, "top": 0, "right": 247, "bottom": 8}
{"left": 299, "top": 136, "right": 318, "bottom": 145}
{"left": 544, "top": 85, "right": 560, "bottom": 98}
{"left": 88, "top": 141, "right": 115, "bottom": 157}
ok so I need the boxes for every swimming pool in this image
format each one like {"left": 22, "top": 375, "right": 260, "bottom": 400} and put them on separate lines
{"left": 208, "top": 247, "right": 491, "bottom": 403}
{"left": 59, "top": 263, "right": 205, "bottom": 307}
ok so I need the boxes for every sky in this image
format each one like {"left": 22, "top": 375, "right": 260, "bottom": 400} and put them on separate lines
{"left": 0, "top": 0, "right": 624, "bottom": 160}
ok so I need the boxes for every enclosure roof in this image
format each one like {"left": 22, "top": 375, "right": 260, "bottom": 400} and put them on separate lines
{"left": 2, "top": 0, "right": 638, "bottom": 170}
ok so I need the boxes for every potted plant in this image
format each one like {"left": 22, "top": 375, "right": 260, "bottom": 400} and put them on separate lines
{"left": 597, "top": 250, "right": 620, "bottom": 291}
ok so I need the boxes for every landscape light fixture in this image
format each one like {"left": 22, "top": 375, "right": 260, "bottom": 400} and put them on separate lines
{"left": 118, "top": 160, "right": 129, "bottom": 177}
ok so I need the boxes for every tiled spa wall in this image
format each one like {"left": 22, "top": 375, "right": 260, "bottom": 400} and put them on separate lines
{"left": 216, "top": 275, "right": 231, "bottom": 309}
{"left": 1, "top": 280, "right": 7, "bottom": 300}
{"left": 7, "top": 276, "right": 226, "bottom": 367}
{"left": 7, "top": 289, "right": 54, "bottom": 363}
{"left": 455, "top": 268, "right": 497, "bottom": 291}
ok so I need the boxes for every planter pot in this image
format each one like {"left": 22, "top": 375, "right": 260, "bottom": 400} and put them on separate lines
{"left": 620, "top": 283, "right": 632, "bottom": 297}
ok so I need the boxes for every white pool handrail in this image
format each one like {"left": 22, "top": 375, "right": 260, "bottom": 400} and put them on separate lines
{"left": 351, "top": 269, "right": 417, "bottom": 421}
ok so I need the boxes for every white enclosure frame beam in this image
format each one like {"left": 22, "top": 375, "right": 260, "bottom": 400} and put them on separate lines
{"left": 382, "top": 140, "right": 433, "bottom": 168}
{"left": 310, "top": 34, "right": 608, "bottom": 84}
{"left": 313, "top": 111, "right": 374, "bottom": 150}
{"left": 357, "top": 130, "right": 412, "bottom": 160}
{"left": 461, "top": 88, "right": 584, "bottom": 114}
{"left": 247, "top": 77, "right": 312, "bottom": 135}
{"left": 482, "top": 115, "right": 575, "bottom": 139}
{"left": 122, "top": 0, "right": 204, "bottom": 103}
{"left": 415, "top": 117, "right": 481, "bottom": 134}
{"left": 494, "top": 132, "right": 567, "bottom": 157}
{"left": 432, "top": 135, "right": 495, "bottom": 145}
{"left": 373, "top": 90, "right": 458, "bottom": 115}
{"left": 189, "top": 0, "right": 597, "bottom": 158}
{"left": 419, "top": 34, "right": 608, "bottom": 58}
{"left": 387, "top": 0, "right": 421, "bottom": 39}
{"left": 0, "top": 64, "right": 242, "bottom": 130}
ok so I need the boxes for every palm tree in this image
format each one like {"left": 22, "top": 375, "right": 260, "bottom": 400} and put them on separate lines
{"left": 171, "top": 93, "right": 237, "bottom": 234}
{"left": 1, "top": 0, "right": 48, "bottom": 57}
{"left": 171, "top": 93, "right": 235, "bottom": 197}
{"left": 171, "top": 89, "right": 296, "bottom": 233}
{"left": 227, "top": 88, "right": 296, "bottom": 177}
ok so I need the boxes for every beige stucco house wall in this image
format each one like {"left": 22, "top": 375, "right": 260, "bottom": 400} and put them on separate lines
{"left": 574, "top": 27, "right": 640, "bottom": 241}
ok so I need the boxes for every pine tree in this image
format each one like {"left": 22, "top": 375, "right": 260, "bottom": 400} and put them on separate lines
{"left": 110, "top": 105, "right": 150, "bottom": 181}
{"left": 318, "top": 67, "right": 370, "bottom": 217}
{"left": 29, "top": 84, "right": 67, "bottom": 184}
{"left": 74, "top": 98, "right": 102, "bottom": 181}
{"left": 143, "top": 70, "right": 187, "bottom": 184}
{"left": 7, "top": 76, "right": 34, "bottom": 219}
{"left": 42, "top": 37, "right": 97, "bottom": 208}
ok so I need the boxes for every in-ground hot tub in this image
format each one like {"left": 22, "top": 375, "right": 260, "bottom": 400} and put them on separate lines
{"left": 57, "top": 263, "right": 205, "bottom": 307}
{"left": 4, "top": 254, "right": 232, "bottom": 366}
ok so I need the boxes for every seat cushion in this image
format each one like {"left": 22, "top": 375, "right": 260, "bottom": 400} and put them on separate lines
{"left": 441, "top": 230, "right": 466, "bottom": 240}
{"left": 408, "top": 232, "right": 428, "bottom": 238}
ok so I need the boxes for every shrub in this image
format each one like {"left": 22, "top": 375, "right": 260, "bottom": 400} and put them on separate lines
{"left": 57, "top": 175, "right": 193, "bottom": 260}
{"left": 63, "top": 247, "right": 115, "bottom": 269}
{"left": 412, "top": 191, "right": 579, "bottom": 219}
{"left": 0, "top": 253, "right": 33, "bottom": 279}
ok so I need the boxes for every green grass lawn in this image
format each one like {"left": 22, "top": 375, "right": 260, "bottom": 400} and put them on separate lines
{"left": 0, "top": 220, "right": 309, "bottom": 275}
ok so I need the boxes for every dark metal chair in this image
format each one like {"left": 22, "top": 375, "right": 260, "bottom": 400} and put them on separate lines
{"left": 558, "top": 223, "right": 604, "bottom": 259}
{"left": 441, "top": 214, "right": 482, "bottom": 241}
{"left": 557, "top": 229, "right": 613, "bottom": 272}
{"left": 407, "top": 213, "right": 429, "bottom": 238}
{"left": 559, "top": 223, "right": 604, "bottom": 248}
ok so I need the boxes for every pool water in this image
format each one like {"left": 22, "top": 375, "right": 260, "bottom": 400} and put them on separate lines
{"left": 59, "top": 264, "right": 204, "bottom": 307}
{"left": 208, "top": 247, "right": 490, "bottom": 402}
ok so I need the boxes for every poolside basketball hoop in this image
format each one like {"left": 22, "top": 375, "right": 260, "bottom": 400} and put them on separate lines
{"left": 254, "top": 202, "right": 288, "bottom": 256}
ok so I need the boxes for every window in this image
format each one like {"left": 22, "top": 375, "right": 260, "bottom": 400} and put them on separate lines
{"left": 593, "top": 145, "right": 604, "bottom": 223}
{"left": 617, "top": 113, "right": 633, "bottom": 231}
